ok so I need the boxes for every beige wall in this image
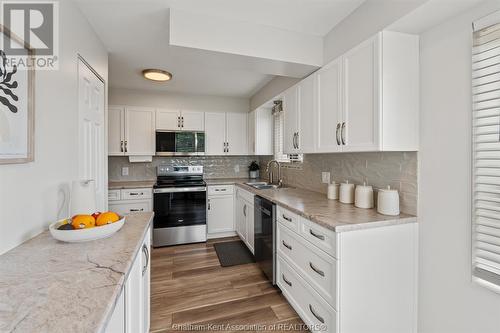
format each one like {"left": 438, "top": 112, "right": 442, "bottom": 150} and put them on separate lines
{"left": 0, "top": 1, "right": 108, "bottom": 254}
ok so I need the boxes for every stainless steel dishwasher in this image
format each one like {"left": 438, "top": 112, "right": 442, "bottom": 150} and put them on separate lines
{"left": 254, "top": 195, "right": 276, "bottom": 285}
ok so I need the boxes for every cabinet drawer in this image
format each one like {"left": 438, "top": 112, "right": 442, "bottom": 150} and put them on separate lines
{"left": 208, "top": 185, "right": 234, "bottom": 196}
{"left": 299, "top": 217, "right": 337, "bottom": 258}
{"left": 236, "top": 187, "right": 254, "bottom": 203}
{"left": 278, "top": 223, "right": 337, "bottom": 308}
{"left": 277, "top": 257, "right": 337, "bottom": 333}
{"left": 108, "top": 190, "right": 121, "bottom": 201}
{"left": 121, "top": 188, "right": 152, "bottom": 200}
{"left": 109, "top": 201, "right": 151, "bottom": 216}
{"left": 277, "top": 205, "right": 299, "bottom": 232}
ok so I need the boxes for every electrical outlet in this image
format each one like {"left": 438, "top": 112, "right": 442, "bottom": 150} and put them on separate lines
{"left": 122, "top": 167, "right": 129, "bottom": 176}
{"left": 234, "top": 165, "right": 240, "bottom": 173}
{"left": 321, "top": 172, "right": 331, "bottom": 184}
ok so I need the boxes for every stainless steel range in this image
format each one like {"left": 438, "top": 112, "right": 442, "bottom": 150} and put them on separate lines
{"left": 153, "top": 165, "right": 207, "bottom": 247}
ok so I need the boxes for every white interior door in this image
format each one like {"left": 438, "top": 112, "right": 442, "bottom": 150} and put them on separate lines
{"left": 181, "top": 110, "right": 205, "bottom": 131}
{"left": 125, "top": 107, "right": 155, "bottom": 155}
{"left": 205, "top": 112, "right": 226, "bottom": 155}
{"left": 108, "top": 106, "right": 124, "bottom": 156}
{"left": 156, "top": 109, "right": 180, "bottom": 130}
{"left": 226, "top": 112, "right": 248, "bottom": 155}
{"left": 343, "top": 35, "right": 381, "bottom": 152}
{"left": 316, "top": 58, "right": 343, "bottom": 153}
{"left": 78, "top": 58, "right": 106, "bottom": 212}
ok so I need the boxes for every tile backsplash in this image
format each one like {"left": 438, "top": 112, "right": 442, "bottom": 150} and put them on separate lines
{"left": 260, "top": 152, "right": 418, "bottom": 215}
{"left": 109, "top": 156, "right": 257, "bottom": 181}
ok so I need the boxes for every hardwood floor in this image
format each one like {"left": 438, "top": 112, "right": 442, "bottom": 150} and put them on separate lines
{"left": 150, "top": 237, "right": 307, "bottom": 332}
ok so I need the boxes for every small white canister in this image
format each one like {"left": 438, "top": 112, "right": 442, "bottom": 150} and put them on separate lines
{"left": 339, "top": 180, "right": 355, "bottom": 204}
{"left": 355, "top": 182, "right": 374, "bottom": 209}
{"left": 377, "top": 186, "right": 400, "bottom": 216}
{"left": 327, "top": 182, "right": 340, "bottom": 200}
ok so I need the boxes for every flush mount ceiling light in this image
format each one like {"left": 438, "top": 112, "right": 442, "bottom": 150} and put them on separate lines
{"left": 142, "top": 69, "right": 172, "bottom": 82}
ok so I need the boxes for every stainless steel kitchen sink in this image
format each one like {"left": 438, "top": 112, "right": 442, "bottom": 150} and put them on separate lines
{"left": 244, "top": 182, "right": 284, "bottom": 190}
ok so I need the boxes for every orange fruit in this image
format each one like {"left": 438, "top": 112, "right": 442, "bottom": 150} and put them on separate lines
{"left": 71, "top": 215, "right": 96, "bottom": 229}
{"left": 96, "top": 211, "right": 120, "bottom": 226}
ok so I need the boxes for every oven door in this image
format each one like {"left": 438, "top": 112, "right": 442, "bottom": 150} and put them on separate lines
{"left": 153, "top": 187, "right": 207, "bottom": 229}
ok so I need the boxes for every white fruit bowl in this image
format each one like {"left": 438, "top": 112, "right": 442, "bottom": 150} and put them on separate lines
{"left": 49, "top": 216, "right": 125, "bottom": 243}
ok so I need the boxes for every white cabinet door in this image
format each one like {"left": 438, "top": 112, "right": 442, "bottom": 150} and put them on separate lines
{"left": 181, "top": 110, "right": 205, "bottom": 131}
{"left": 141, "top": 227, "right": 151, "bottom": 333}
{"left": 207, "top": 195, "right": 234, "bottom": 234}
{"left": 125, "top": 245, "right": 143, "bottom": 333}
{"left": 298, "top": 75, "right": 315, "bottom": 153}
{"left": 246, "top": 201, "right": 255, "bottom": 254}
{"left": 109, "top": 106, "right": 125, "bottom": 156}
{"left": 226, "top": 112, "right": 248, "bottom": 155}
{"left": 248, "top": 110, "right": 256, "bottom": 155}
{"left": 255, "top": 107, "right": 273, "bottom": 155}
{"left": 343, "top": 35, "right": 380, "bottom": 152}
{"left": 156, "top": 109, "right": 180, "bottom": 130}
{"left": 283, "top": 86, "right": 299, "bottom": 154}
{"left": 108, "top": 200, "right": 151, "bottom": 216}
{"left": 205, "top": 112, "right": 226, "bottom": 155}
{"left": 235, "top": 196, "right": 247, "bottom": 242}
{"left": 125, "top": 108, "right": 155, "bottom": 155}
{"left": 316, "top": 59, "right": 343, "bottom": 153}
{"left": 106, "top": 288, "right": 125, "bottom": 333}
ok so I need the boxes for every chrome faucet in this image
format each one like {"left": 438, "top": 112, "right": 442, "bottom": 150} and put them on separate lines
{"left": 266, "top": 160, "right": 283, "bottom": 188}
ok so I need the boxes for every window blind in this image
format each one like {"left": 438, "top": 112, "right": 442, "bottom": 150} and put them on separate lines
{"left": 472, "top": 15, "right": 500, "bottom": 290}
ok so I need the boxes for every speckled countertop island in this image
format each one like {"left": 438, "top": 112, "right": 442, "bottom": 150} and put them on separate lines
{"left": 0, "top": 212, "right": 153, "bottom": 333}
{"left": 205, "top": 178, "right": 416, "bottom": 232}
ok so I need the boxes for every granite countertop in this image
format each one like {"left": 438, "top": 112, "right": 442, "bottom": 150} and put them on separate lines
{"left": 108, "top": 180, "right": 156, "bottom": 189}
{"left": 0, "top": 212, "right": 153, "bottom": 333}
{"left": 205, "top": 179, "right": 416, "bottom": 232}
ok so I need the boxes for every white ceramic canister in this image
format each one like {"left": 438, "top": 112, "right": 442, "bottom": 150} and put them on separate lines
{"left": 327, "top": 182, "right": 340, "bottom": 200}
{"left": 355, "top": 182, "right": 374, "bottom": 209}
{"left": 339, "top": 180, "right": 355, "bottom": 204}
{"left": 377, "top": 186, "right": 400, "bottom": 216}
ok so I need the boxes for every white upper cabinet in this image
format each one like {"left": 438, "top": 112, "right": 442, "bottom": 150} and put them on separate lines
{"left": 298, "top": 75, "right": 315, "bottom": 153}
{"left": 283, "top": 86, "right": 299, "bottom": 154}
{"left": 205, "top": 112, "right": 247, "bottom": 156}
{"left": 205, "top": 112, "right": 226, "bottom": 155}
{"left": 181, "top": 110, "right": 205, "bottom": 131}
{"left": 125, "top": 107, "right": 156, "bottom": 155}
{"left": 226, "top": 112, "right": 248, "bottom": 155}
{"left": 156, "top": 109, "right": 204, "bottom": 131}
{"left": 316, "top": 58, "right": 343, "bottom": 153}
{"left": 108, "top": 106, "right": 125, "bottom": 155}
{"left": 342, "top": 35, "right": 380, "bottom": 152}
{"left": 155, "top": 109, "right": 180, "bottom": 131}
{"left": 109, "top": 106, "right": 155, "bottom": 156}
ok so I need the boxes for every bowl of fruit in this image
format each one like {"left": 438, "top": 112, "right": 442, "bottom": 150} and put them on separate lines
{"left": 49, "top": 211, "right": 125, "bottom": 243}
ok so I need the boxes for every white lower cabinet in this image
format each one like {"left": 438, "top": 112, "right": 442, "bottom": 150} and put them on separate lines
{"left": 207, "top": 185, "right": 236, "bottom": 238}
{"left": 108, "top": 188, "right": 153, "bottom": 215}
{"left": 235, "top": 187, "right": 255, "bottom": 254}
{"left": 276, "top": 206, "right": 418, "bottom": 333}
{"left": 106, "top": 226, "right": 151, "bottom": 333}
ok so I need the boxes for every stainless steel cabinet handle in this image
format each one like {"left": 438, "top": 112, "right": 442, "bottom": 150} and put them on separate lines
{"left": 227, "top": 142, "right": 229, "bottom": 153}
{"left": 341, "top": 122, "right": 346, "bottom": 145}
{"left": 181, "top": 116, "right": 184, "bottom": 128}
{"left": 336, "top": 123, "right": 341, "bottom": 145}
{"left": 129, "top": 192, "right": 143, "bottom": 196}
{"left": 124, "top": 141, "right": 128, "bottom": 153}
{"left": 142, "top": 244, "right": 149, "bottom": 276}
{"left": 309, "top": 262, "right": 325, "bottom": 277}
{"left": 296, "top": 132, "right": 299, "bottom": 149}
{"left": 208, "top": 199, "right": 211, "bottom": 210}
{"left": 130, "top": 208, "right": 144, "bottom": 212}
{"left": 292, "top": 133, "right": 296, "bottom": 149}
{"left": 282, "top": 240, "right": 292, "bottom": 250}
{"left": 282, "top": 274, "right": 292, "bottom": 287}
{"left": 243, "top": 204, "right": 247, "bottom": 217}
{"left": 282, "top": 214, "right": 292, "bottom": 222}
{"left": 309, "top": 304, "right": 325, "bottom": 324}
{"left": 120, "top": 140, "right": 124, "bottom": 152}
{"left": 309, "top": 229, "right": 325, "bottom": 241}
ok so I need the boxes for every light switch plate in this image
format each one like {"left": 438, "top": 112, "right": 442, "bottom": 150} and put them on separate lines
{"left": 322, "top": 172, "right": 330, "bottom": 184}
{"left": 122, "top": 167, "right": 129, "bottom": 176}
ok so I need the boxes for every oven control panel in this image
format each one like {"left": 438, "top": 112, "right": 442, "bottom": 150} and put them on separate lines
{"left": 157, "top": 165, "right": 203, "bottom": 176}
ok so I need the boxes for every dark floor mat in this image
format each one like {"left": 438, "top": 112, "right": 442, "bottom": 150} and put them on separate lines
{"left": 213, "top": 240, "right": 255, "bottom": 267}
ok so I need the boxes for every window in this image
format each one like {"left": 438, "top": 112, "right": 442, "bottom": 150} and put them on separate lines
{"left": 272, "top": 100, "right": 303, "bottom": 164}
{"left": 472, "top": 11, "right": 500, "bottom": 292}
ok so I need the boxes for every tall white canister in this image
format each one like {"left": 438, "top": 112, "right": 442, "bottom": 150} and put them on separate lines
{"left": 339, "top": 180, "right": 355, "bottom": 204}
{"left": 70, "top": 180, "right": 97, "bottom": 216}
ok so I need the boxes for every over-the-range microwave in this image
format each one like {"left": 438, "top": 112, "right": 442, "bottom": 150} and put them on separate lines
{"left": 156, "top": 131, "right": 205, "bottom": 156}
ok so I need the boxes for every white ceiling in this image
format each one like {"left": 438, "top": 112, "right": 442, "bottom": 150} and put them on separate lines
{"left": 76, "top": 0, "right": 365, "bottom": 98}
